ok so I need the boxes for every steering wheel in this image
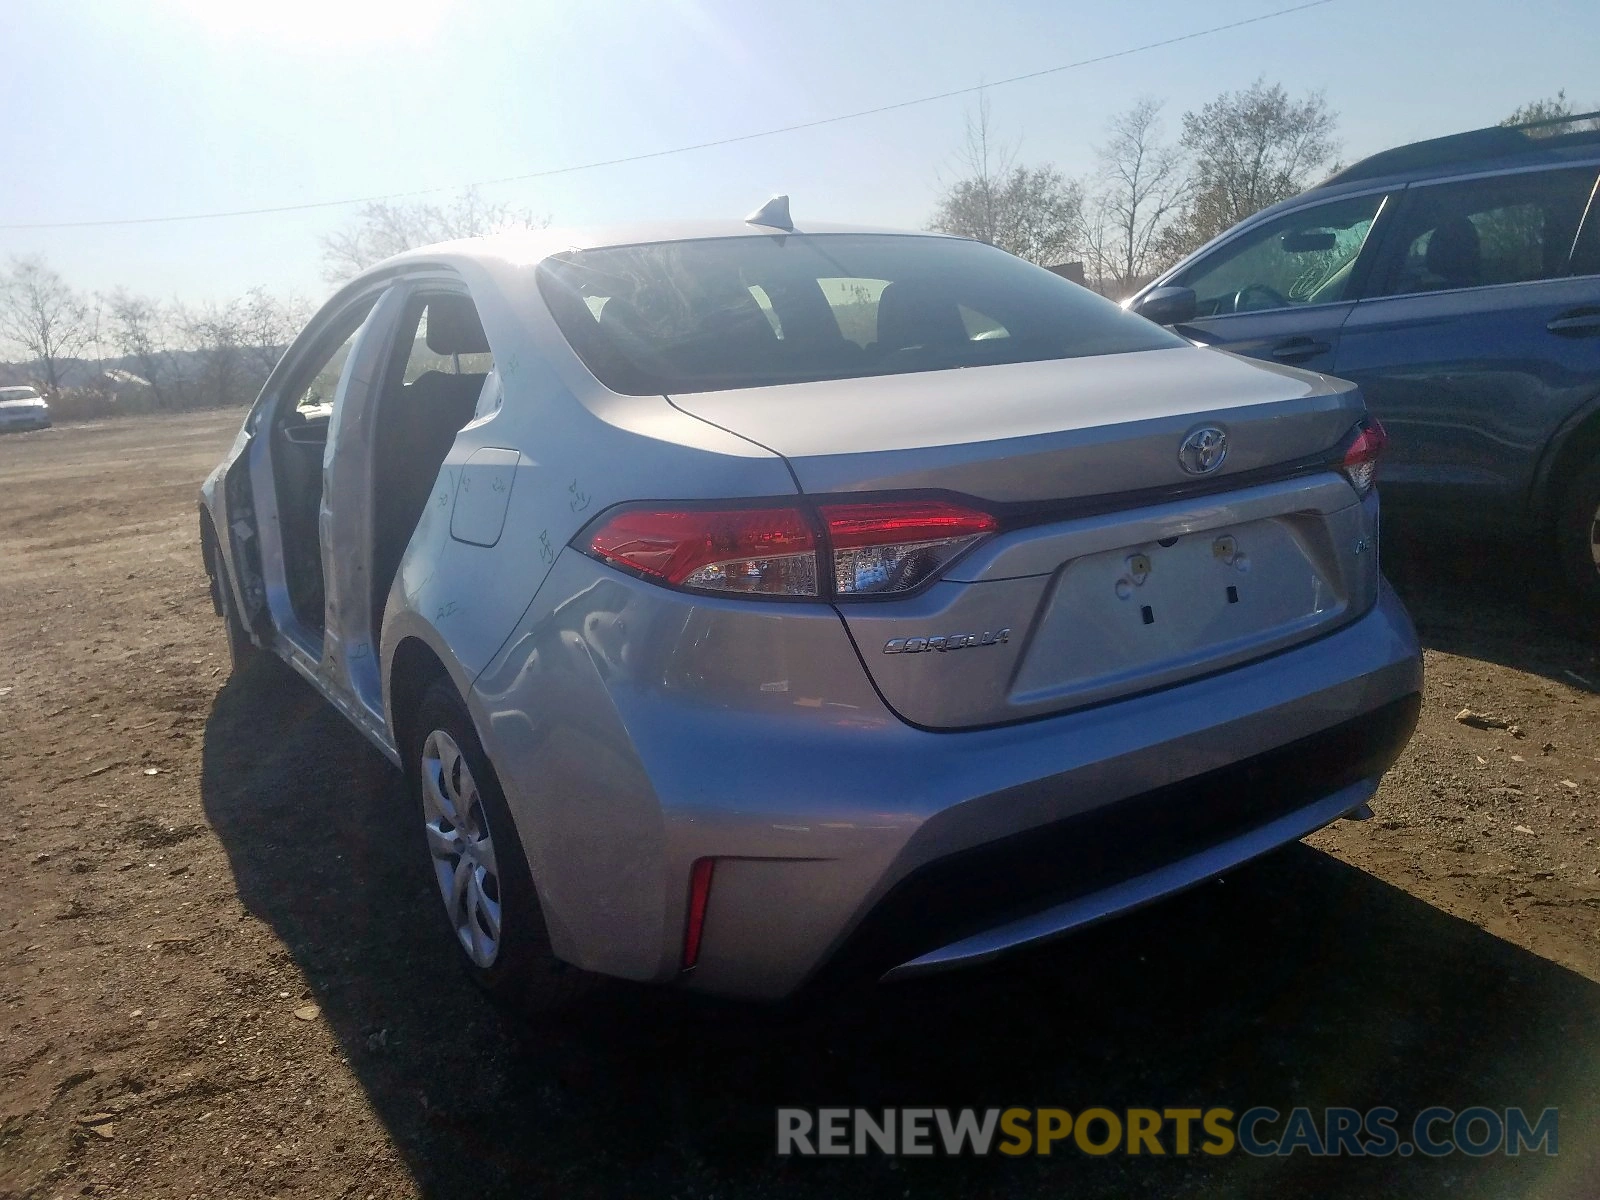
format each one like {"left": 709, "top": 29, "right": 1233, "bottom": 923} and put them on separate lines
{"left": 1231, "top": 283, "right": 1289, "bottom": 313}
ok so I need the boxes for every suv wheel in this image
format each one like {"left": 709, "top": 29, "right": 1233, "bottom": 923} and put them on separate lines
{"left": 1557, "top": 456, "right": 1600, "bottom": 610}
{"left": 408, "top": 679, "right": 594, "bottom": 1011}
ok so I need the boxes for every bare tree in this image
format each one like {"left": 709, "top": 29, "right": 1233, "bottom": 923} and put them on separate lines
{"left": 930, "top": 93, "right": 1016, "bottom": 250}
{"left": 107, "top": 291, "right": 178, "bottom": 406}
{"left": 1162, "top": 79, "right": 1339, "bottom": 260}
{"left": 238, "top": 287, "right": 309, "bottom": 380}
{"left": 177, "top": 300, "right": 251, "bottom": 408}
{"left": 1501, "top": 90, "right": 1600, "bottom": 135}
{"left": 0, "top": 256, "right": 92, "bottom": 394}
{"left": 929, "top": 95, "right": 1083, "bottom": 266}
{"left": 319, "top": 188, "right": 548, "bottom": 282}
{"left": 1082, "top": 98, "right": 1187, "bottom": 295}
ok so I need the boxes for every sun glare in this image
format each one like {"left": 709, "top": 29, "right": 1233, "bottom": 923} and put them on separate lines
{"left": 167, "top": 0, "right": 454, "bottom": 46}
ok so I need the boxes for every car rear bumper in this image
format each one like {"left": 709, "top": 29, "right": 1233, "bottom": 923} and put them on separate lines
{"left": 881, "top": 776, "right": 1380, "bottom": 979}
{"left": 861, "top": 697, "right": 1415, "bottom": 983}
{"left": 472, "top": 557, "right": 1422, "bottom": 1001}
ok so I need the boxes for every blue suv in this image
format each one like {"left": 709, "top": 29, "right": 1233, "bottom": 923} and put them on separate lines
{"left": 1129, "top": 114, "right": 1600, "bottom": 610}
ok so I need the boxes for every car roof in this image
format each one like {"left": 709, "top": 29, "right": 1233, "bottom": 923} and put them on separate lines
{"left": 370, "top": 219, "right": 957, "bottom": 276}
{"left": 1319, "top": 122, "right": 1600, "bottom": 190}
{"left": 1222, "top": 118, "right": 1600, "bottom": 231}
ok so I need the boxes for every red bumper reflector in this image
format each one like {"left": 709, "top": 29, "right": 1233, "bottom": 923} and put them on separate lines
{"left": 682, "top": 857, "right": 716, "bottom": 970}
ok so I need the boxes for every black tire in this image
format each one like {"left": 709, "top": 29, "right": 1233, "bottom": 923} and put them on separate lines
{"left": 1556, "top": 456, "right": 1600, "bottom": 611}
{"left": 406, "top": 679, "right": 595, "bottom": 1012}
{"left": 205, "top": 530, "right": 259, "bottom": 675}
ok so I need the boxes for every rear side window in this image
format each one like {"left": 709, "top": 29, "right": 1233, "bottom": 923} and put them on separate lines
{"left": 535, "top": 234, "right": 1182, "bottom": 395}
{"left": 1376, "top": 167, "right": 1597, "bottom": 296}
{"left": 1570, "top": 179, "right": 1600, "bottom": 277}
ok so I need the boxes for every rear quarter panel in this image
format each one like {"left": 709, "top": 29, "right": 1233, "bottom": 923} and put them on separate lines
{"left": 378, "top": 264, "right": 794, "bottom": 736}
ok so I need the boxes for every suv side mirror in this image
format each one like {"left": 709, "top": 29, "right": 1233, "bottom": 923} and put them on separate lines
{"left": 1130, "top": 285, "right": 1197, "bottom": 326}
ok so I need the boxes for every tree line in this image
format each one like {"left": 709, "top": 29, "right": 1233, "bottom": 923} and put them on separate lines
{"left": 0, "top": 262, "right": 313, "bottom": 419}
{"left": 1, "top": 85, "right": 1587, "bottom": 417}
{"left": 929, "top": 77, "right": 1341, "bottom": 296}
{"left": 929, "top": 81, "right": 1594, "bottom": 296}
{"left": 0, "top": 190, "right": 540, "bottom": 419}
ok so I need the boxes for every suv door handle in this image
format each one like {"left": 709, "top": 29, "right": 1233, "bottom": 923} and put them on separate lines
{"left": 1547, "top": 307, "right": 1600, "bottom": 337}
{"left": 1270, "top": 337, "right": 1332, "bottom": 363}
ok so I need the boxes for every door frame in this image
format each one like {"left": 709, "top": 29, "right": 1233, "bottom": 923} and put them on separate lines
{"left": 1334, "top": 162, "right": 1600, "bottom": 515}
{"left": 226, "top": 277, "right": 396, "bottom": 728}
{"left": 323, "top": 272, "right": 481, "bottom": 726}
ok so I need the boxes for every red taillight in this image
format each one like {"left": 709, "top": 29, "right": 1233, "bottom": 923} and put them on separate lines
{"left": 581, "top": 498, "right": 998, "bottom": 599}
{"left": 1341, "top": 418, "right": 1388, "bottom": 496}
{"left": 821, "top": 500, "right": 998, "bottom": 596}
{"left": 586, "top": 506, "right": 818, "bottom": 596}
{"left": 821, "top": 501, "right": 999, "bottom": 547}
{"left": 682, "top": 857, "right": 716, "bottom": 970}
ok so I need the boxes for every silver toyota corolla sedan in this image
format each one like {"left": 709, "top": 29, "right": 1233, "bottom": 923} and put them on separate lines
{"left": 198, "top": 210, "right": 1422, "bottom": 1005}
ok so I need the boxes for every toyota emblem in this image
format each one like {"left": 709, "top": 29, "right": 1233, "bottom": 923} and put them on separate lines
{"left": 1178, "top": 426, "right": 1228, "bottom": 475}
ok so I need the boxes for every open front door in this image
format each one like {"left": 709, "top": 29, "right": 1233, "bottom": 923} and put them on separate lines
{"left": 223, "top": 288, "right": 393, "bottom": 682}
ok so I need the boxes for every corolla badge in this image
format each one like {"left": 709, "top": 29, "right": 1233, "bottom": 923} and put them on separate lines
{"left": 1178, "top": 426, "right": 1228, "bottom": 475}
{"left": 883, "top": 629, "right": 1010, "bottom": 654}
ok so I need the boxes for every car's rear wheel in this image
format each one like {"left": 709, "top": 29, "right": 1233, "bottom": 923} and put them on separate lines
{"left": 408, "top": 679, "right": 594, "bottom": 1011}
{"left": 1556, "top": 456, "right": 1600, "bottom": 611}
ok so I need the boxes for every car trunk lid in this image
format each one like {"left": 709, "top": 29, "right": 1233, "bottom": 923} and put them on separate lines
{"left": 666, "top": 346, "right": 1363, "bottom": 502}
{"left": 669, "top": 346, "right": 1376, "bottom": 729}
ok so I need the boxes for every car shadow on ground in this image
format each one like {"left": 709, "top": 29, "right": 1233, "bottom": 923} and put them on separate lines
{"left": 1383, "top": 515, "right": 1599, "bottom": 688}
{"left": 202, "top": 651, "right": 1600, "bottom": 1198}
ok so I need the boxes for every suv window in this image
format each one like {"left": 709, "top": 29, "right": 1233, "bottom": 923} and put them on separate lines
{"left": 1376, "top": 167, "right": 1597, "bottom": 296}
{"left": 1172, "top": 193, "right": 1386, "bottom": 317}
{"left": 1574, "top": 192, "right": 1600, "bottom": 277}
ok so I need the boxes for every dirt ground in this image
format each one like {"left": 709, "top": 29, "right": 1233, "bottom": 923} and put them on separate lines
{"left": 2, "top": 408, "right": 1598, "bottom": 1199}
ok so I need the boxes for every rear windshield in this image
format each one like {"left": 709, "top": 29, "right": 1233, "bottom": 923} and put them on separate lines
{"left": 536, "top": 234, "right": 1183, "bottom": 395}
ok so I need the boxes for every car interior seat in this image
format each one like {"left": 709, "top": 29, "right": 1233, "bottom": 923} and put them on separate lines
{"left": 870, "top": 281, "right": 969, "bottom": 357}
{"left": 597, "top": 281, "right": 778, "bottom": 377}
{"left": 1423, "top": 215, "right": 1482, "bottom": 290}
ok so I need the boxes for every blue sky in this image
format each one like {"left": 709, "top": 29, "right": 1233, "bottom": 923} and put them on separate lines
{"left": 3, "top": 0, "right": 1596, "bottom": 305}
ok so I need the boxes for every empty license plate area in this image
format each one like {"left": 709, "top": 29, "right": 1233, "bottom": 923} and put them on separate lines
{"left": 1010, "top": 517, "right": 1347, "bottom": 710}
